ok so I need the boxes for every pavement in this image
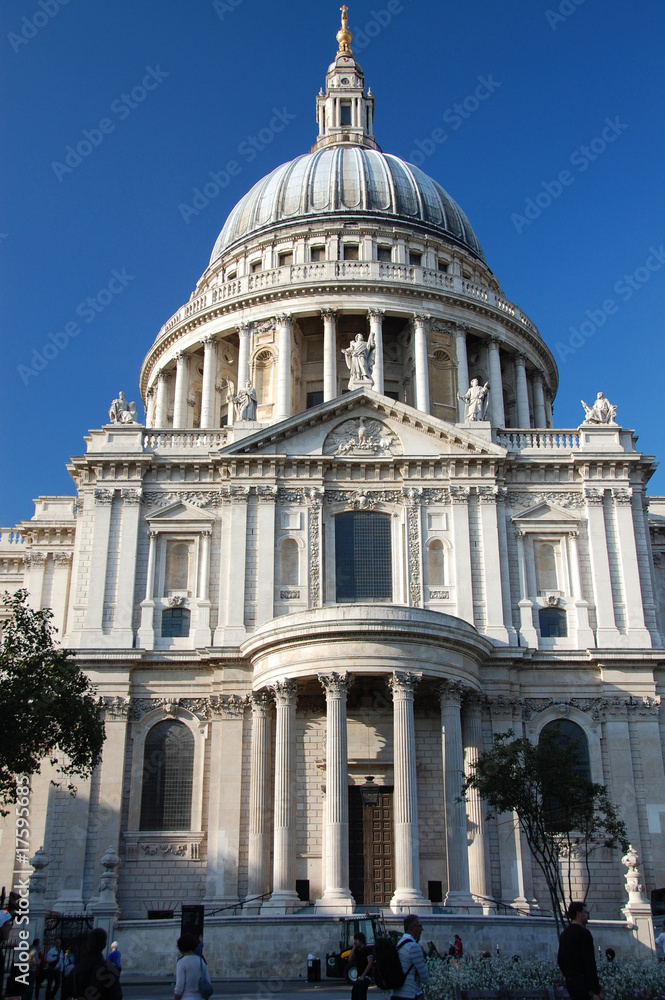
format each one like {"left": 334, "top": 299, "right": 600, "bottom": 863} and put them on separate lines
{"left": 119, "top": 979, "right": 355, "bottom": 1000}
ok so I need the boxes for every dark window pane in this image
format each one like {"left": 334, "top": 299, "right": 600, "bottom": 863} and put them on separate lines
{"left": 377, "top": 246, "right": 391, "bottom": 262}
{"left": 307, "top": 391, "right": 324, "bottom": 409}
{"left": 335, "top": 512, "right": 392, "bottom": 602}
{"left": 140, "top": 721, "right": 194, "bottom": 831}
{"left": 343, "top": 244, "right": 359, "bottom": 260}
{"left": 539, "top": 607, "right": 567, "bottom": 637}
{"left": 340, "top": 102, "right": 352, "bottom": 126}
{"left": 409, "top": 251, "right": 422, "bottom": 266}
{"left": 161, "top": 607, "right": 191, "bottom": 637}
{"left": 278, "top": 252, "right": 293, "bottom": 266}
{"left": 310, "top": 246, "right": 325, "bottom": 262}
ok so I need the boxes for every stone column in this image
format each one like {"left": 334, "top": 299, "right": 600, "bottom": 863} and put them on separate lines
{"left": 515, "top": 528, "right": 538, "bottom": 647}
{"left": 23, "top": 551, "right": 47, "bottom": 611}
{"left": 514, "top": 354, "right": 530, "bottom": 428}
{"left": 490, "top": 698, "right": 528, "bottom": 908}
{"left": 450, "top": 486, "right": 473, "bottom": 624}
{"left": 454, "top": 324, "right": 469, "bottom": 422}
{"left": 246, "top": 691, "right": 273, "bottom": 908}
{"left": 413, "top": 314, "right": 430, "bottom": 413}
{"left": 256, "top": 486, "right": 277, "bottom": 626}
{"left": 237, "top": 322, "right": 252, "bottom": 387}
{"left": 263, "top": 679, "right": 300, "bottom": 912}
{"left": 584, "top": 488, "right": 619, "bottom": 645}
{"left": 276, "top": 314, "right": 293, "bottom": 421}
{"left": 193, "top": 529, "right": 212, "bottom": 646}
{"left": 137, "top": 529, "right": 157, "bottom": 647}
{"left": 50, "top": 552, "right": 72, "bottom": 635}
{"left": 486, "top": 338, "right": 505, "bottom": 427}
{"left": 200, "top": 335, "right": 219, "bottom": 429}
{"left": 215, "top": 487, "right": 249, "bottom": 644}
{"left": 204, "top": 698, "right": 243, "bottom": 908}
{"left": 322, "top": 309, "right": 338, "bottom": 401}
{"left": 172, "top": 352, "right": 190, "bottom": 427}
{"left": 567, "top": 530, "right": 594, "bottom": 646}
{"left": 388, "top": 671, "right": 430, "bottom": 912}
{"left": 612, "top": 489, "right": 652, "bottom": 645}
{"left": 113, "top": 489, "right": 142, "bottom": 646}
{"left": 316, "top": 672, "right": 354, "bottom": 912}
{"left": 477, "top": 487, "right": 510, "bottom": 643}
{"left": 154, "top": 370, "right": 171, "bottom": 427}
{"left": 462, "top": 693, "right": 490, "bottom": 904}
{"left": 532, "top": 372, "right": 547, "bottom": 428}
{"left": 440, "top": 681, "right": 476, "bottom": 908}
{"left": 145, "top": 387, "right": 155, "bottom": 428}
{"left": 82, "top": 489, "right": 114, "bottom": 642}
{"left": 369, "top": 309, "right": 384, "bottom": 395}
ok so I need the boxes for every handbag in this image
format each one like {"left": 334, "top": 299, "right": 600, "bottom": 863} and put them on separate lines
{"left": 198, "top": 956, "right": 213, "bottom": 999}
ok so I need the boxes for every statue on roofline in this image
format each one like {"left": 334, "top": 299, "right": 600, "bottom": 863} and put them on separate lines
{"left": 109, "top": 391, "right": 138, "bottom": 424}
{"left": 458, "top": 377, "right": 489, "bottom": 421}
{"left": 581, "top": 391, "right": 617, "bottom": 425}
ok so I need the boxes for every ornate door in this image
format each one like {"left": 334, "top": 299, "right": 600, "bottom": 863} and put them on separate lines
{"left": 348, "top": 787, "right": 394, "bottom": 905}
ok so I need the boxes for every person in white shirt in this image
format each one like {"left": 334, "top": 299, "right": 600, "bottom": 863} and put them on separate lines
{"left": 655, "top": 921, "right": 665, "bottom": 961}
{"left": 174, "top": 933, "right": 211, "bottom": 1000}
{"left": 44, "top": 939, "right": 65, "bottom": 1000}
{"left": 392, "top": 914, "right": 429, "bottom": 1000}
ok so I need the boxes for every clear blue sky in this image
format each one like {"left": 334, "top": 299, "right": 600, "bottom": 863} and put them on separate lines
{"left": 2, "top": 0, "right": 664, "bottom": 525}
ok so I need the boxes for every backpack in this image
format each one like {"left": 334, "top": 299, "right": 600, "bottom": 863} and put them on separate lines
{"left": 371, "top": 937, "right": 412, "bottom": 991}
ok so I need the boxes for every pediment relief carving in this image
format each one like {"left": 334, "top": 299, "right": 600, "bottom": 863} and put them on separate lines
{"left": 323, "top": 417, "right": 402, "bottom": 457}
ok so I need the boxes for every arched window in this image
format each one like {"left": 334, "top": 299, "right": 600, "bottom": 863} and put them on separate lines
{"left": 535, "top": 542, "right": 558, "bottom": 591}
{"left": 540, "top": 720, "right": 591, "bottom": 782}
{"left": 280, "top": 538, "right": 299, "bottom": 586}
{"left": 161, "top": 607, "right": 191, "bottom": 637}
{"left": 335, "top": 511, "right": 392, "bottom": 602}
{"left": 540, "top": 719, "right": 591, "bottom": 831}
{"left": 140, "top": 721, "right": 194, "bottom": 830}
{"left": 539, "top": 606, "right": 567, "bottom": 637}
{"left": 427, "top": 539, "right": 445, "bottom": 587}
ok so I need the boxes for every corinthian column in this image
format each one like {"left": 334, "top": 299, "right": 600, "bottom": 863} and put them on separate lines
{"left": 486, "top": 338, "right": 505, "bottom": 427}
{"left": 532, "top": 372, "right": 547, "bottom": 428}
{"left": 514, "top": 354, "right": 530, "bottom": 428}
{"left": 263, "top": 679, "right": 300, "bottom": 913}
{"left": 413, "top": 314, "right": 430, "bottom": 413}
{"left": 237, "top": 322, "right": 251, "bottom": 387}
{"left": 439, "top": 681, "right": 476, "bottom": 908}
{"left": 172, "top": 352, "right": 190, "bottom": 427}
{"left": 247, "top": 690, "right": 273, "bottom": 909}
{"left": 276, "top": 314, "right": 293, "bottom": 421}
{"left": 454, "top": 324, "right": 469, "bottom": 422}
{"left": 316, "top": 672, "right": 354, "bottom": 912}
{"left": 389, "top": 672, "right": 430, "bottom": 912}
{"left": 321, "top": 309, "right": 338, "bottom": 401}
{"left": 462, "top": 693, "right": 490, "bottom": 905}
{"left": 154, "top": 370, "right": 171, "bottom": 427}
{"left": 200, "top": 335, "right": 219, "bottom": 429}
{"left": 369, "top": 309, "right": 384, "bottom": 394}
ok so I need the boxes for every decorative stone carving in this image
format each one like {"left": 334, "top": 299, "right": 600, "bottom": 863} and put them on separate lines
{"left": 584, "top": 488, "right": 605, "bottom": 506}
{"left": 271, "top": 678, "right": 298, "bottom": 705}
{"left": 477, "top": 486, "right": 499, "bottom": 504}
{"left": 280, "top": 589, "right": 301, "bottom": 599}
{"left": 210, "top": 694, "right": 248, "bottom": 719}
{"left": 109, "top": 391, "right": 138, "bottom": 424}
{"left": 53, "top": 551, "right": 73, "bottom": 564}
{"left": 168, "top": 595, "right": 187, "bottom": 608}
{"left": 342, "top": 331, "right": 375, "bottom": 389}
{"left": 437, "top": 678, "right": 467, "bottom": 706}
{"left": 251, "top": 689, "right": 273, "bottom": 715}
{"left": 450, "top": 485, "right": 471, "bottom": 504}
{"left": 612, "top": 488, "right": 633, "bottom": 505}
{"left": 129, "top": 697, "right": 182, "bottom": 720}
{"left": 143, "top": 491, "right": 219, "bottom": 508}
{"left": 581, "top": 391, "right": 617, "bottom": 425}
{"left": 318, "top": 671, "right": 351, "bottom": 695}
{"left": 622, "top": 845, "right": 647, "bottom": 902}
{"left": 388, "top": 671, "right": 421, "bottom": 696}
{"left": 29, "top": 845, "right": 49, "bottom": 894}
{"left": 323, "top": 417, "right": 400, "bottom": 456}
{"left": 94, "top": 489, "right": 115, "bottom": 506}
{"left": 428, "top": 589, "right": 450, "bottom": 600}
{"left": 403, "top": 487, "right": 422, "bottom": 607}
{"left": 23, "top": 551, "right": 46, "bottom": 567}
{"left": 98, "top": 845, "right": 120, "bottom": 896}
{"left": 506, "top": 491, "right": 585, "bottom": 509}
{"left": 97, "top": 696, "right": 130, "bottom": 720}
{"left": 257, "top": 485, "right": 279, "bottom": 503}
{"left": 458, "top": 378, "right": 489, "bottom": 421}
{"left": 231, "top": 380, "right": 258, "bottom": 421}
{"left": 180, "top": 698, "right": 213, "bottom": 720}
{"left": 141, "top": 842, "right": 188, "bottom": 857}
{"left": 121, "top": 489, "right": 142, "bottom": 505}
{"left": 325, "top": 489, "right": 401, "bottom": 509}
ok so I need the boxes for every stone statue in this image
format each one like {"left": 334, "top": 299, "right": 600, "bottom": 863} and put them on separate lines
{"left": 232, "top": 380, "right": 258, "bottom": 421}
{"left": 342, "top": 332, "right": 375, "bottom": 390}
{"left": 581, "top": 391, "right": 617, "bottom": 425}
{"left": 458, "top": 378, "right": 489, "bottom": 421}
{"left": 109, "top": 391, "right": 138, "bottom": 424}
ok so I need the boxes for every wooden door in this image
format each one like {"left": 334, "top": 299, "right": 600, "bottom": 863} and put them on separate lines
{"left": 364, "top": 790, "right": 394, "bottom": 905}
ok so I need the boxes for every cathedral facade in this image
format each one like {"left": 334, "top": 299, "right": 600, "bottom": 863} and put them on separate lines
{"left": 2, "top": 10, "right": 664, "bottom": 971}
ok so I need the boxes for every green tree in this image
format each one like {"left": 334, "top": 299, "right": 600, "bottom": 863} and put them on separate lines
{"left": 462, "top": 727, "right": 628, "bottom": 938}
{"left": 0, "top": 589, "right": 105, "bottom": 814}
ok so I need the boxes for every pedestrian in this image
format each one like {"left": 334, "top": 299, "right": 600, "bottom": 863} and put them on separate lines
{"left": 33, "top": 940, "right": 46, "bottom": 1000}
{"left": 557, "top": 901, "right": 603, "bottom": 1000}
{"left": 44, "top": 939, "right": 64, "bottom": 1000}
{"left": 347, "top": 932, "right": 374, "bottom": 1000}
{"left": 453, "top": 934, "right": 463, "bottom": 959}
{"left": 174, "top": 933, "right": 211, "bottom": 1000}
{"left": 655, "top": 921, "right": 665, "bottom": 961}
{"left": 106, "top": 944, "right": 121, "bottom": 976}
{"left": 68, "top": 927, "right": 121, "bottom": 1000}
{"left": 392, "top": 914, "right": 429, "bottom": 1000}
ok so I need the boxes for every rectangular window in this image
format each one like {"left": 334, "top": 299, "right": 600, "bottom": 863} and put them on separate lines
{"left": 438, "top": 259, "right": 449, "bottom": 272}
{"left": 409, "top": 251, "right": 422, "bottom": 266}
{"left": 340, "top": 102, "right": 352, "bottom": 126}
{"left": 250, "top": 260, "right": 261, "bottom": 273}
{"left": 227, "top": 270, "right": 237, "bottom": 281}
{"left": 335, "top": 512, "right": 392, "bottom": 602}
{"left": 310, "top": 246, "right": 325, "bottom": 262}
{"left": 278, "top": 251, "right": 293, "bottom": 267}
{"left": 343, "top": 244, "right": 359, "bottom": 260}
{"left": 307, "top": 391, "right": 324, "bottom": 408}
{"left": 377, "top": 246, "right": 392, "bottom": 262}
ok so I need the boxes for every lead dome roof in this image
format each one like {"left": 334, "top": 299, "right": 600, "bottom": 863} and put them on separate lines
{"left": 209, "top": 146, "right": 485, "bottom": 265}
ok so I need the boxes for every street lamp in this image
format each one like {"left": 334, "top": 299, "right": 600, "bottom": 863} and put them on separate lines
{"left": 359, "top": 775, "right": 380, "bottom": 807}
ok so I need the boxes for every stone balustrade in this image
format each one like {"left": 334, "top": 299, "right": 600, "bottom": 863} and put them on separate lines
{"left": 142, "top": 430, "right": 229, "bottom": 450}
{"left": 496, "top": 430, "right": 581, "bottom": 451}
{"left": 0, "top": 528, "right": 25, "bottom": 549}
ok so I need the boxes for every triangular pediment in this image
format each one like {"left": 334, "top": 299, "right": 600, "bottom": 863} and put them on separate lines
{"left": 219, "top": 389, "right": 506, "bottom": 458}
{"left": 512, "top": 501, "right": 580, "bottom": 525}
{"left": 146, "top": 500, "right": 216, "bottom": 523}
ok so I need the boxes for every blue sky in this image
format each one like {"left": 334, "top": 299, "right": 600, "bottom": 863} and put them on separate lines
{"left": 2, "top": 0, "right": 664, "bottom": 525}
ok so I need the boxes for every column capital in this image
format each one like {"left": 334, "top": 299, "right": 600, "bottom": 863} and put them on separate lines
{"left": 257, "top": 485, "right": 279, "bottom": 504}
{"left": 514, "top": 352, "right": 528, "bottom": 367}
{"left": 532, "top": 368, "right": 545, "bottom": 384}
{"left": 584, "top": 487, "right": 605, "bottom": 506}
{"left": 438, "top": 678, "right": 466, "bottom": 708}
{"left": 321, "top": 308, "right": 338, "bottom": 319}
{"left": 318, "top": 671, "right": 351, "bottom": 696}
{"left": 413, "top": 313, "right": 431, "bottom": 326}
{"left": 487, "top": 336, "right": 502, "bottom": 349}
{"left": 237, "top": 322, "right": 252, "bottom": 334}
{"left": 277, "top": 312, "right": 293, "bottom": 325}
{"left": 202, "top": 333, "right": 218, "bottom": 347}
{"left": 157, "top": 368, "right": 172, "bottom": 382}
{"left": 175, "top": 351, "right": 189, "bottom": 363}
{"left": 452, "top": 321, "right": 470, "bottom": 336}
{"left": 368, "top": 308, "right": 385, "bottom": 319}
{"left": 271, "top": 678, "right": 298, "bottom": 705}
{"left": 388, "top": 670, "right": 422, "bottom": 697}
{"left": 612, "top": 487, "right": 633, "bottom": 505}
{"left": 251, "top": 689, "right": 273, "bottom": 716}
{"left": 477, "top": 486, "right": 499, "bottom": 504}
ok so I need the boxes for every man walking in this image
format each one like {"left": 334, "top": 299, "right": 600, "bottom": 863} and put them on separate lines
{"left": 392, "top": 914, "right": 429, "bottom": 1000}
{"left": 44, "top": 940, "right": 64, "bottom": 1000}
{"left": 557, "top": 902, "right": 603, "bottom": 1000}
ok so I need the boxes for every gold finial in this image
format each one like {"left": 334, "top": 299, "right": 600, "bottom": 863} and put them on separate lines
{"left": 336, "top": 5, "right": 353, "bottom": 56}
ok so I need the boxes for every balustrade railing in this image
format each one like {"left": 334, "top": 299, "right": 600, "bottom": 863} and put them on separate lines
{"left": 0, "top": 529, "right": 24, "bottom": 546}
{"left": 496, "top": 429, "right": 580, "bottom": 451}
{"left": 143, "top": 430, "right": 228, "bottom": 450}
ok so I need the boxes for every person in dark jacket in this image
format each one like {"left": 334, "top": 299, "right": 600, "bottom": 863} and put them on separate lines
{"left": 69, "top": 928, "right": 121, "bottom": 1000}
{"left": 557, "top": 902, "right": 603, "bottom": 1000}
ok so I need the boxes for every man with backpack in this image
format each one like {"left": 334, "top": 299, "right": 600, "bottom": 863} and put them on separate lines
{"left": 392, "top": 915, "right": 429, "bottom": 1000}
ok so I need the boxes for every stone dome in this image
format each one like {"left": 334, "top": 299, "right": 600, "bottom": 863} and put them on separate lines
{"left": 209, "top": 147, "right": 484, "bottom": 264}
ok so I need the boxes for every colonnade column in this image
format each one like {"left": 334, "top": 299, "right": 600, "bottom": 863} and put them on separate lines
{"left": 439, "top": 681, "right": 476, "bottom": 908}
{"left": 462, "top": 694, "right": 490, "bottom": 905}
{"left": 584, "top": 488, "right": 619, "bottom": 645}
{"left": 389, "top": 671, "right": 430, "bottom": 912}
{"left": 237, "top": 322, "right": 251, "bottom": 387}
{"left": 154, "top": 370, "right": 170, "bottom": 427}
{"left": 316, "top": 672, "right": 354, "bottom": 912}
{"left": 369, "top": 309, "right": 384, "bottom": 394}
{"left": 172, "top": 352, "right": 190, "bottom": 427}
{"left": 322, "top": 309, "right": 337, "bottom": 401}
{"left": 486, "top": 338, "right": 505, "bottom": 427}
{"left": 246, "top": 690, "right": 273, "bottom": 909}
{"left": 276, "top": 313, "right": 293, "bottom": 421}
{"left": 263, "top": 679, "right": 300, "bottom": 913}
{"left": 514, "top": 354, "right": 531, "bottom": 427}
{"left": 413, "top": 314, "right": 430, "bottom": 414}
{"left": 137, "top": 529, "right": 158, "bottom": 647}
{"left": 200, "top": 335, "right": 219, "bottom": 429}
{"left": 532, "top": 372, "right": 547, "bottom": 428}
{"left": 145, "top": 388, "right": 155, "bottom": 428}
{"left": 515, "top": 528, "right": 538, "bottom": 646}
{"left": 454, "top": 324, "right": 469, "bottom": 422}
